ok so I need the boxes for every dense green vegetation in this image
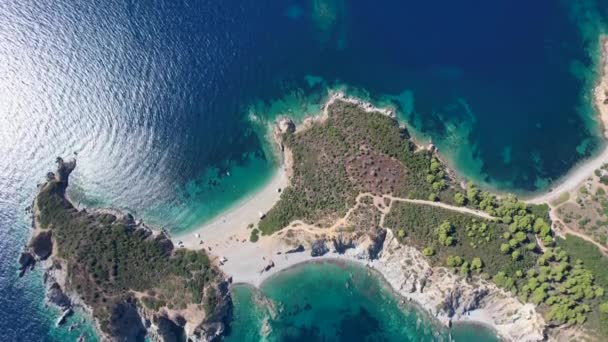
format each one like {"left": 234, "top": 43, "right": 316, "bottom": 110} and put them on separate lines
{"left": 35, "top": 163, "right": 223, "bottom": 336}
{"left": 259, "top": 101, "right": 456, "bottom": 234}
{"left": 385, "top": 196, "right": 606, "bottom": 329}
{"left": 384, "top": 202, "right": 536, "bottom": 278}
{"left": 557, "top": 235, "right": 608, "bottom": 336}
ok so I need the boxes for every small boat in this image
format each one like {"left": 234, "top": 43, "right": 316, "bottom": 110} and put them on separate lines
{"left": 194, "top": 233, "right": 200, "bottom": 238}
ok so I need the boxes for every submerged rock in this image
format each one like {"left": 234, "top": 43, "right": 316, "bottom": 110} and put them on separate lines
{"left": 18, "top": 252, "right": 35, "bottom": 277}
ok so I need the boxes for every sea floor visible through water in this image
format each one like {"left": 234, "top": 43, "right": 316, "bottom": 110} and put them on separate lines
{"left": 225, "top": 261, "right": 500, "bottom": 342}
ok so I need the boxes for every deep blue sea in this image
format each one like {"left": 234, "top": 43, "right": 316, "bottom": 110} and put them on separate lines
{"left": 1, "top": 0, "right": 607, "bottom": 340}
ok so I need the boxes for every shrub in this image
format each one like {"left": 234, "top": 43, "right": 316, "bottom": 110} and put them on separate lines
{"left": 250, "top": 228, "right": 260, "bottom": 242}
{"left": 454, "top": 193, "right": 466, "bottom": 206}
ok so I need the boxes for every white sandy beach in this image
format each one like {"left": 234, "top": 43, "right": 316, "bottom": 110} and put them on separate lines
{"left": 525, "top": 146, "right": 608, "bottom": 204}
{"left": 174, "top": 91, "right": 394, "bottom": 286}
{"left": 176, "top": 166, "right": 288, "bottom": 250}
{"left": 526, "top": 36, "right": 608, "bottom": 204}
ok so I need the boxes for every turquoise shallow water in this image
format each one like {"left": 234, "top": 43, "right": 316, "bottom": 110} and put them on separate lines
{"left": 1, "top": 0, "right": 608, "bottom": 340}
{"left": 225, "top": 261, "right": 500, "bottom": 342}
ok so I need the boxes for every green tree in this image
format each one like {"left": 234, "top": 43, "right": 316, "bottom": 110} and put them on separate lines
{"left": 430, "top": 158, "right": 441, "bottom": 172}
{"left": 250, "top": 229, "right": 259, "bottom": 242}
{"left": 437, "top": 220, "right": 455, "bottom": 246}
{"left": 531, "top": 287, "right": 547, "bottom": 305}
{"left": 432, "top": 180, "right": 446, "bottom": 191}
{"left": 453, "top": 255, "right": 463, "bottom": 266}
{"left": 527, "top": 277, "right": 539, "bottom": 290}
{"left": 515, "top": 231, "right": 527, "bottom": 243}
{"left": 454, "top": 193, "right": 466, "bottom": 206}
{"left": 471, "top": 257, "right": 483, "bottom": 271}
{"left": 466, "top": 183, "right": 480, "bottom": 206}
{"left": 493, "top": 272, "right": 506, "bottom": 287}
{"left": 460, "top": 261, "right": 470, "bottom": 277}
{"left": 422, "top": 247, "right": 435, "bottom": 256}
{"left": 533, "top": 218, "right": 549, "bottom": 235}
{"left": 596, "top": 287, "right": 605, "bottom": 298}
{"left": 446, "top": 255, "right": 457, "bottom": 267}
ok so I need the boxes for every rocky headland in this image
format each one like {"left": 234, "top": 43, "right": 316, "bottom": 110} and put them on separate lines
{"left": 21, "top": 158, "right": 232, "bottom": 342}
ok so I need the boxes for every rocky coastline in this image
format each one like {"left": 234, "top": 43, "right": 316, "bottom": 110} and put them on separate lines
{"left": 20, "top": 158, "right": 233, "bottom": 342}
{"left": 250, "top": 223, "right": 546, "bottom": 341}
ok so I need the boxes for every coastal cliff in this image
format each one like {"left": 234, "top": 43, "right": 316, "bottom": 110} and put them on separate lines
{"left": 260, "top": 226, "right": 546, "bottom": 341}
{"left": 21, "top": 158, "right": 232, "bottom": 342}
{"left": 376, "top": 229, "right": 545, "bottom": 341}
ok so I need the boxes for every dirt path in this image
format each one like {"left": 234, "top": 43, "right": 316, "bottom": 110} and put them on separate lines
{"left": 549, "top": 209, "right": 608, "bottom": 256}
{"left": 275, "top": 192, "right": 497, "bottom": 238}
{"left": 382, "top": 194, "right": 496, "bottom": 220}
